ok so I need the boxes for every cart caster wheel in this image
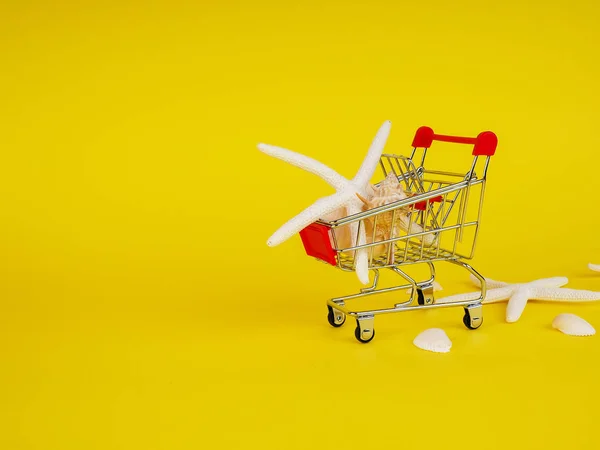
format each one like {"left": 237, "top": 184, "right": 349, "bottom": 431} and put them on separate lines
{"left": 354, "top": 317, "right": 375, "bottom": 344}
{"left": 463, "top": 304, "right": 483, "bottom": 330}
{"left": 327, "top": 305, "right": 346, "bottom": 328}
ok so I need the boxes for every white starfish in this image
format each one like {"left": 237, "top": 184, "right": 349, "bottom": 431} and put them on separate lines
{"left": 435, "top": 275, "right": 600, "bottom": 323}
{"left": 589, "top": 263, "right": 600, "bottom": 272}
{"left": 257, "top": 121, "right": 392, "bottom": 284}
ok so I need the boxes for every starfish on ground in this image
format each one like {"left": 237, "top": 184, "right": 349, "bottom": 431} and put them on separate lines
{"left": 435, "top": 275, "right": 600, "bottom": 323}
{"left": 257, "top": 121, "right": 392, "bottom": 285}
{"left": 589, "top": 263, "right": 600, "bottom": 272}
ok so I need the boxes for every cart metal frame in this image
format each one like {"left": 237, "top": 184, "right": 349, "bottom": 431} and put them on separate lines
{"left": 299, "top": 126, "right": 498, "bottom": 343}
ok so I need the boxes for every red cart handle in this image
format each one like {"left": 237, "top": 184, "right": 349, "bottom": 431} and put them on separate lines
{"left": 412, "top": 126, "right": 497, "bottom": 157}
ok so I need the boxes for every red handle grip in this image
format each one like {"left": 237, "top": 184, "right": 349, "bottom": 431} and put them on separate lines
{"left": 412, "top": 126, "right": 497, "bottom": 156}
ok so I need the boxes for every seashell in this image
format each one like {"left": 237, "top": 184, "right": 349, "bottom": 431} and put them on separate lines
{"left": 362, "top": 173, "right": 437, "bottom": 251}
{"left": 413, "top": 328, "right": 452, "bottom": 353}
{"left": 374, "top": 171, "right": 404, "bottom": 194}
{"left": 322, "top": 206, "right": 354, "bottom": 249}
{"left": 329, "top": 173, "right": 437, "bottom": 265}
{"left": 552, "top": 313, "right": 595, "bottom": 336}
{"left": 589, "top": 263, "right": 600, "bottom": 273}
{"left": 355, "top": 174, "right": 418, "bottom": 263}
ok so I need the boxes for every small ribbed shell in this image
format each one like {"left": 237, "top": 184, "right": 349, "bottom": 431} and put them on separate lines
{"left": 552, "top": 313, "right": 596, "bottom": 336}
{"left": 373, "top": 171, "right": 405, "bottom": 197}
{"left": 358, "top": 173, "right": 411, "bottom": 262}
{"left": 413, "top": 328, "right": 452, "bottom": 353}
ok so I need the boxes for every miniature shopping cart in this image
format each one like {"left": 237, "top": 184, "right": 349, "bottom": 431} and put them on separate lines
{"left": 298, "top": 126, "right": 498, "bottom": 343}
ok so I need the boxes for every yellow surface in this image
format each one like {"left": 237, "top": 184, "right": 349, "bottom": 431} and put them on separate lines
{"left": 1, "top": 1, "right": 600, "bottom": 449}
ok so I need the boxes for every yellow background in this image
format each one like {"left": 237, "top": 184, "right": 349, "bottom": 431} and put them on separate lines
{"left": 1, "top": 0, "right": 599, "bottom": 448}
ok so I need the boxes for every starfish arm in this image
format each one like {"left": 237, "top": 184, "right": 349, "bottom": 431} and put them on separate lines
{"left": 530, "top": 287, "right": 600, "bottom": 302}
{"left": 529, "top": 277, "right": 569, "bottom": 288}
{"left": 589, "top": 263, "right": 600, "bottom": 272}
{"left": 345, "top": 201, "right": 370, "bottom": 284}
{"left": 468, "top": 274, "right": 509, "bottom": 289}
{"left": 257, "top": 143, "right": 349, "bottom": 191}
{"left": 435, "top": 285, "right": 515, "bottom": 304}
{"left": 506, "top": 287, "right": 531, "bottom": 323}
{"left": 266, "top": 190, "right": 356, "bottom": 247}
{"left": 352, "top": 120, "right": 392, "bottom": 189}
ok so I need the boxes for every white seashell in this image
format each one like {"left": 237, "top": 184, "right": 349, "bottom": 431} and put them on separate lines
{"left": 413, "top": 328, "right": 452, "bottom": 353}
{"left": 552, "top": 313, "right": 596, "bottom": 336}
{"left": 589, "top": 263, "right": 600, "bottom": 273}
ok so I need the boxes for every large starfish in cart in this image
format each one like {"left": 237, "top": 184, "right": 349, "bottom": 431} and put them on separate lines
{"left": 257, "top": 121, "right": 392, "bottom": 285}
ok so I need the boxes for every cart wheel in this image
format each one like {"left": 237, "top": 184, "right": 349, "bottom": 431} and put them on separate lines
{"left": 354, "top": 318, "right": 375, "bottom": 344}
{"left": 463, "top": 306, "right": 483, "bottom": 330}
{"left": 417, "top": 289, "right": 425, "bottom": 306}
{"left": 327, "top": 305, "right": 346, "bottom": 328}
